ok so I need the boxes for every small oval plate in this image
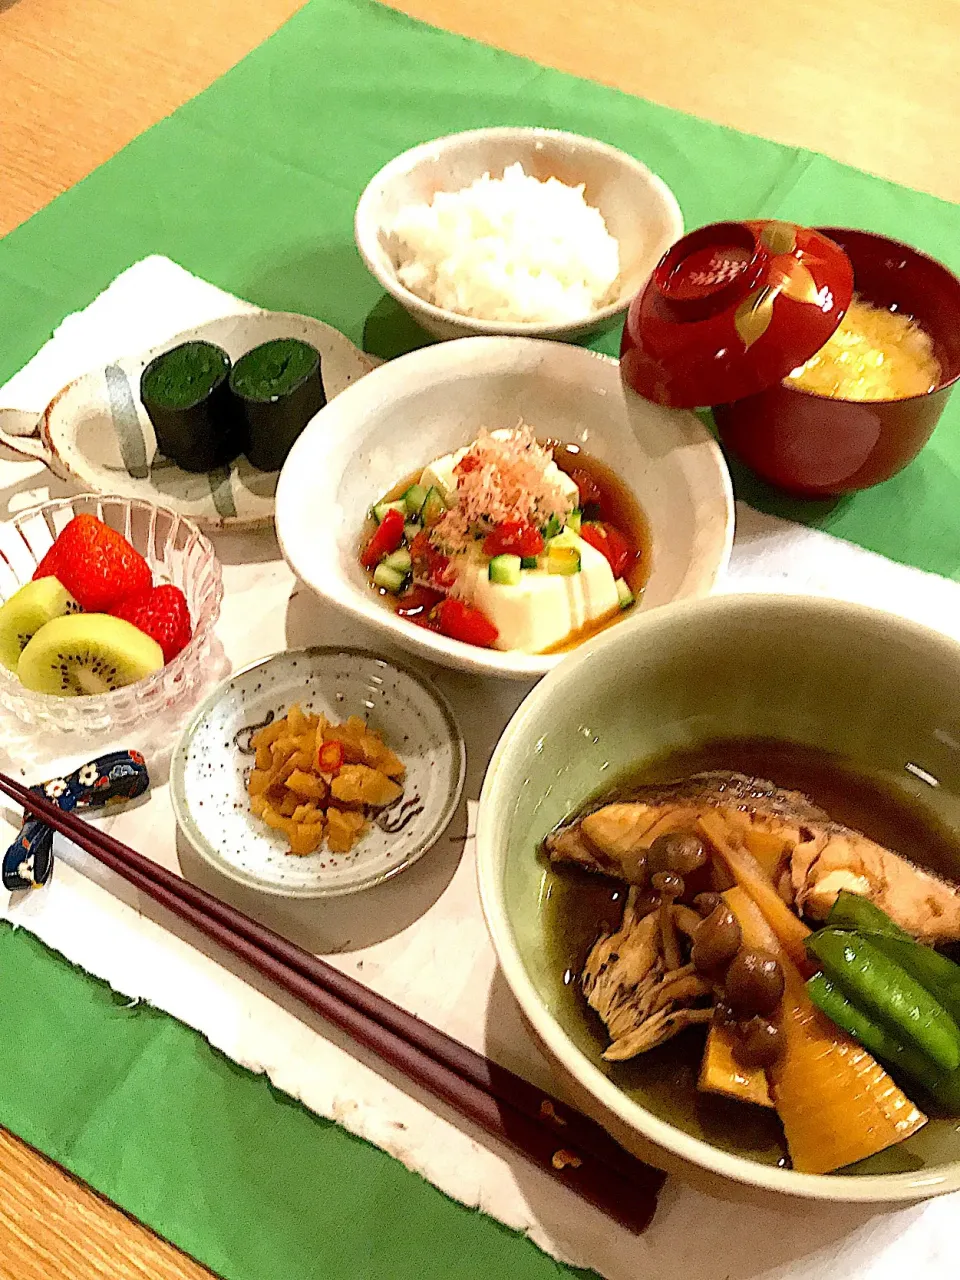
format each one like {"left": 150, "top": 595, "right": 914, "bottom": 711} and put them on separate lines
{"left": 4, "top": 312, "right": 375, "bottom": 532}
{"left": 171, "top": 648, "right": 466, "bottom": 898}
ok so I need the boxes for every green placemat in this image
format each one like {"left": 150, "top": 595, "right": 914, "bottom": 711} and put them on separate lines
{"left": 1, "top": 1, "right": 959, "bottom": 1276}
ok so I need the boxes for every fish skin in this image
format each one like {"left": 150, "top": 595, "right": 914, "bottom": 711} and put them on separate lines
{"left": 545, "top": 770, "right": 960, "bottom": 944}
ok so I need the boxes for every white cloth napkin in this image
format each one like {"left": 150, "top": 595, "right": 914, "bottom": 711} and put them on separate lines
{"left": 3, "top": 258, "right": 960, "bottom": 1280}
{"left": 0, "top": 257, "right": 258, "bottom": 418}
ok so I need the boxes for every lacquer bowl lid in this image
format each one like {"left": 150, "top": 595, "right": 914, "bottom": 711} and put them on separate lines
{"left": 620, "top": 219, "right": 854, "bottom": 408}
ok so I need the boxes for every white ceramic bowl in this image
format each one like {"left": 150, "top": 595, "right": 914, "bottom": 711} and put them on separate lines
{"left": 0, "top": 495, "right": 222, "bottom": 733}
{"left": 275, "top": 337, "right": 733, "bottom": 680}
{"left": 476, "top": 595, "right": 960, "bottom": 1201}
{"left": 355, "top": 127, "right": 683, "bottom": 341}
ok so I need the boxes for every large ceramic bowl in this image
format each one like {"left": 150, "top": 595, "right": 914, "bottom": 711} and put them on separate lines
{"left": 275, "top": 336, "right": 733, "bottom": 680}
{"left": 355, "top": 127, "right": 683, "bottom": 342}
{"left": 476, "top": 594, "right": 960, "bottom": 1200}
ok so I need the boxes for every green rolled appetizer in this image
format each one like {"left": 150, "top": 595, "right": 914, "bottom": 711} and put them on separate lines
{"left": 140, "top": 341, "right": 240, "bottom": 473}
{"left": 229, "top": 338, "right": 326, "bottom": 472}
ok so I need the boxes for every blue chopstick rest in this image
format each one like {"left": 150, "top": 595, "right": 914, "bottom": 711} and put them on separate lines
{"left": 2, "top": 750, "right": 150, "bottom": 892}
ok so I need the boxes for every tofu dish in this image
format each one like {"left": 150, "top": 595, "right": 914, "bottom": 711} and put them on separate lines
{"left": 360, "top": 424, "right": 648, "bottom": 652}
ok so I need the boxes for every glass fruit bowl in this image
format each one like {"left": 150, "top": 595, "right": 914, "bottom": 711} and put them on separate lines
{"left": 0, "top": 495, "right": 223, "bottom": 733}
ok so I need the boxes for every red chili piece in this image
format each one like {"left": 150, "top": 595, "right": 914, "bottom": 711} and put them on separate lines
{"left": 361, "top": 508, "right": 405, "bottom": 569}
{"left": 482, "top": 520, "right": 544, "bottom": 559}
{"left": 580, "top": 522, "right": 632, "bottom": 578}
{"left": 432, "top": 598, "right": 499, "bottom": 648}
{"left": 318, "top": 741, "right": 345, "bottom": 774}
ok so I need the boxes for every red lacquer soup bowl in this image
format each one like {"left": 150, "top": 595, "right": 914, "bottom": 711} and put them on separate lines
{"left": 714, "top": 228, "right": 960, "bottom": 496}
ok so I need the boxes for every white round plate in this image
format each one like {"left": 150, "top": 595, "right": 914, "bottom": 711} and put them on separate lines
{"left": 0, "top": 312, "right": 375, "bottom": 532}
{"left": 171, "top": 648, "right": 465, "bottom": 898}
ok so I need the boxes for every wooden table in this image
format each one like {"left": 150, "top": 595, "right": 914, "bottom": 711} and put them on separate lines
{"left": 0, "top": 0, "right": 958, "bottom": 1274}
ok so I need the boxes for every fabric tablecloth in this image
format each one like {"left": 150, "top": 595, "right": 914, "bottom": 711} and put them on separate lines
{"left": 2, "top": 1, "right": 960, "bottom": 1277}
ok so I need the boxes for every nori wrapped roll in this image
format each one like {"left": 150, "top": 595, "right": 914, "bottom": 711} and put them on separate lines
{"left": 229, "top": 339, "right": 326, "bottom": 472}
{"left": 140, "top": 341, "right": 240, "bottom": 473}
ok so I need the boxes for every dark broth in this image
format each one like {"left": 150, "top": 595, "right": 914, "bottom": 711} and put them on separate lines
{"left": 549, "top": 442, "right": 651, "bottom": 599}
{"left": 541, "top": 737, "right": 960, "bottom": 1167}
{"left": 543, "top": 443, "right": 652, "bottom": 653}
{"left": 365, "top": 442, "right": 652, "bottom": 650}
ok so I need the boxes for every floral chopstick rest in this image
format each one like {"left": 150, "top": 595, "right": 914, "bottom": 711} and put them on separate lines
{"left": 2, "top": 750, "right": 149, "bottom": 891}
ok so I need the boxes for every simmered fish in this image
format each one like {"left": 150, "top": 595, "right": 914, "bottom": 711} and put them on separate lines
{"left": 546, "top": 771, "right": 960, "bottom": 944}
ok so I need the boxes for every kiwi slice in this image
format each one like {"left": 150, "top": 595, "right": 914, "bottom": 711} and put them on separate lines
{"left": 0, "top": 578, "right": 81, "bottom": 673}
{"left": 18, "top": 614, "right": 164, "bottom": 696}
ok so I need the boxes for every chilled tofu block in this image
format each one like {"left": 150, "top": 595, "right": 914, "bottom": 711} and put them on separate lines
{"left": 419, "top": 453, "right": 460, "bottom": 506}
{"left": 420, "top": 431, "right": 580, "bottom": 509}
{"left": 456, "top": 535, "right": 620, "bottom": 653}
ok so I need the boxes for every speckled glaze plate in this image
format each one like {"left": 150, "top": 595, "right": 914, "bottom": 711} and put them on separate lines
{"left": 0, "top": 312, "right": 375, "bottom": 532}
{"left": 170, "top": 648, "right": 465, "bottom": 898}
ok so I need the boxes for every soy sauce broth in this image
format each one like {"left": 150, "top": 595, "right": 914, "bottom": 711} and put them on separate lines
{"left": 549, "top": 442, "right": 651, "bottom": 600}
{"left": 540, "top": 737, "right": 960, "bottom": 1168}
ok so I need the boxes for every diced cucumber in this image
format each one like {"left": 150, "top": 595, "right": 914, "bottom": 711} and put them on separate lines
{"left": 488, "top": 554, "right": 522, "bottom": 586}
{"left": 566, "top": 509, "right": 582, "bottom": 534}
{"left": 421, "top": 487, "right": 446, "bottom": 528}
{"left": 542, "top": 513, "right": 562, "bottom": 539}
{"left": 546, "top": 527, "right": 580, "bottom": 551}
{"left": 615, "top": 577, "right": 634, "bottom": 609}
{"left": 402, "top": 483, "right": 429, "bottom": 518}
{"left": 520, "top": 555, "right": 539, "bottom": 570}
{"left": 404, "top": 521, "right": 421, "bottom": 544}
{"left": 547, "top": 545, "right": 581, "bottom": 576}
{"left": 373, "top": 563, "right": 407, "bottom": 593}
{"left": 382, "top": 548, "right": 412, "bottom": 574}
{"left": 372, "top": 500, "right": 406, "bottom": 524}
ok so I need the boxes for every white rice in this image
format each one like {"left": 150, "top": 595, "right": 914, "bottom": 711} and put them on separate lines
{"left": 387, "top": 163, "right": 621, "bottom": 325}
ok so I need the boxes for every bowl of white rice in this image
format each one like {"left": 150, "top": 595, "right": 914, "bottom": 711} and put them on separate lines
{"left": 355, "top": 127, "right": 683, "bottom": 342}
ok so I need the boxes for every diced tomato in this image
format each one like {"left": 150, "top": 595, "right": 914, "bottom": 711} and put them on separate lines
{"left": 409, "top": 530, "right": 431, "bottom": 561}
{"left": 410, "top": 529, "right": 455, "bottom": 590}
{"left": 318, "top": 740, "right": 345, "bottom": 774}
{"left": 580, "top": 522, "right": 633, "bottom": 578}
{"left": 432, "top": 598, "right": 499, "bottom": 648}
{"left": 361, "top": 507, "right": 405, "bottom": 569}
{"left": 396, "top": 584, "right": 443, "bottom": 622}
{"left": 569, "top": 466, "right": 602, "bottom": 508}
{"left": 453, "top": 453, "right": 481, "bottom": 477}
{"left": 482, "top": 520, "right": 544, "bottom": 559}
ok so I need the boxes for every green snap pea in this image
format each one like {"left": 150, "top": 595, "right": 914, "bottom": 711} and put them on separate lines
{"left": 807, "top": 973, "right": 960, "bottom": 1113}
{"left": 808, "top": 973, "right": 930, "bottom": 1075}
{"left": 825, "top": 890, "right": 960, "bottom": 1025}
{"left": 868, "top": 935, "right": 960, "bottom": 1027}
{"left": 805, "top": 928, "right": 960, "bottom": 1072}
{"left": 826, "top": 889, "right": 910, "bottom": 939}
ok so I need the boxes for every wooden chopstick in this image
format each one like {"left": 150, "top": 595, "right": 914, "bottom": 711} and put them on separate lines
{"left": 0, "top": 772, "right": 663, "bottom": 1232}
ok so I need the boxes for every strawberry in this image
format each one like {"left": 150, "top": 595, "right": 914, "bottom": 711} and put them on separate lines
{"left": 33, "top": 543, "right": 63, "bottom": 582}
{"left": 33, "top": 514, "right": 151, "bottom": 612}
{"left": 112, "top": 585, "right": 192, "bottom": 664}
